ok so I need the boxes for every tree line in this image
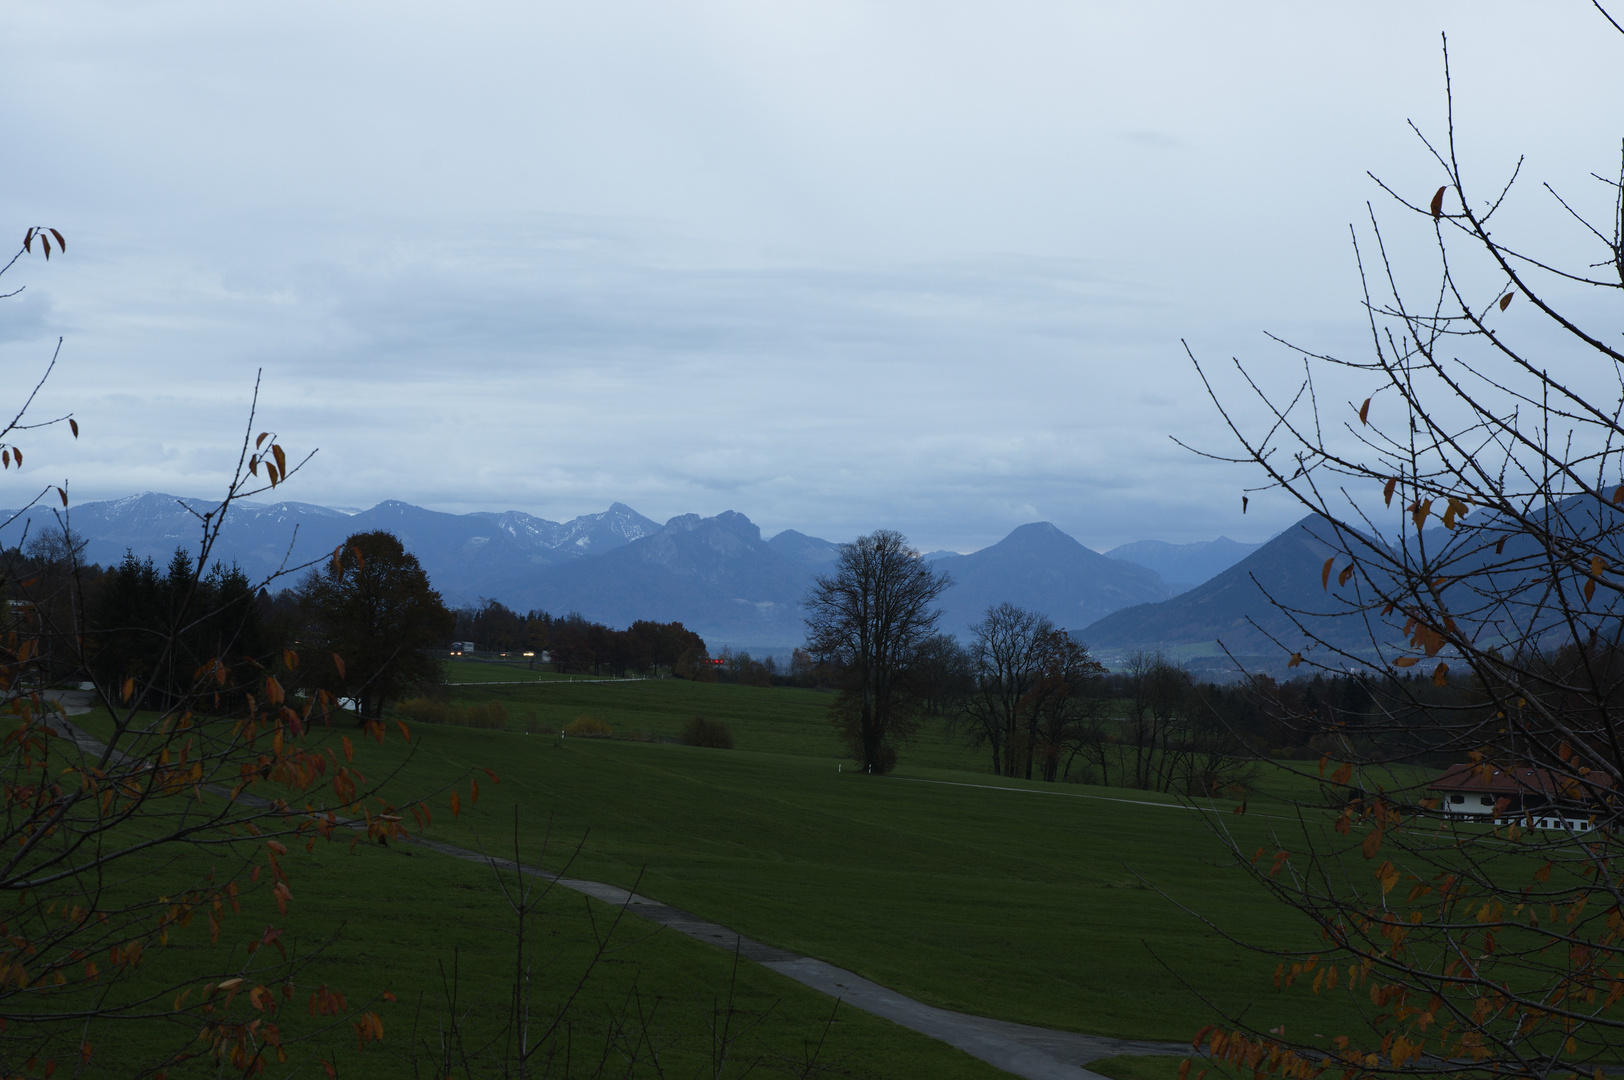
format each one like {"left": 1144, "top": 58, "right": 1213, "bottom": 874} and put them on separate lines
{"left": 446, "top": 599, "right": 706, "bottom": 678}
{"left": 5, "top": 530, "right": 711, "bottom": 721}
{"left": 798, "top": 528, "right": 1501, "bottom": 793}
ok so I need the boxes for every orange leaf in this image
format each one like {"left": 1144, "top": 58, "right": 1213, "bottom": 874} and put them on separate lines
{"left": 1432, "top": 663, "right": 1449, "bottom": 687}
{"left": 1331, "top": 762, "right": 1353, "bottom": 786}
{"left": 449, "top": 790, "right": 461, "bottom": 818}
{"left": 256, "top": 432, "right": 269, "bottom": 449}
{"left": 341, "top": 736, "right": 354, "bottom": 763}
{"left": 57, "top": 486, "right": 67, "bottom": 506}
{"left": 1430, "top": 186, "right": 1446, "bottom": 218}
{"left": 1321, "top": 556, "right": 1335, "bottom": 591}
{"left": 1613, "top": 486, "right": 1624, "bottom": 506}
{"left": 471, "top": 778, "right": 480, "bottom": 804}
{"left": 1338, "top": 563, "right": 1355, "bottom": 587}
{"left": 1361, "top": 828, "right": 1383, "bottom": 859}
{"left": 396, "top": 720, "right": 411, "bottom": 743}
{"left": 332, "top": 653, "right": 346, "bottom": 679}
{"left": 1394, "top": 657, "right": 1419, "bottom": 668}
{"left": 121, "top": 677, "right": 135, "bottom": 703}
{"left": 272, "top": 443, "right": 287, "bottom": 476}
{"left": 1384, "top": 477, "right": 1398, "bottom": 506}
{"left": 1585, "top": 578, "right": 1597, "bottom": 604}
{"left": 1498, "top": 291, "right": 1514, "bottom": 311}
{"left": 1358, "top": 397, "right": 1371, "bottom": 425}
{"left": 1287, "top": 652, "right": 1302, "bottom": 668}
{"left": 69, "top": 418, "right": 78, "bottom": 438}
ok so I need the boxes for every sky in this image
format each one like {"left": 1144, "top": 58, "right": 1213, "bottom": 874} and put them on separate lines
{"left": 1, "top": 1, "right": 1620, "bottom": 554}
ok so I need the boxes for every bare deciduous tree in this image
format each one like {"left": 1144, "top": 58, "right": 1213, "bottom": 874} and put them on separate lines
{"left": 803, "top": 530, "right": 951, "bottom": 773}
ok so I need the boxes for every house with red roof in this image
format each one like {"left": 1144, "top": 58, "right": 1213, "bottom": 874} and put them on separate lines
{"left": 1432, "top": 762, "right": 1609, "bottom": 831}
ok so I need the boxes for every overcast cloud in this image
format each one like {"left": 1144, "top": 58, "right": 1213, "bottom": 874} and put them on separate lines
{"left": 1, "top": 1, "right": 1619, "bottom": 553}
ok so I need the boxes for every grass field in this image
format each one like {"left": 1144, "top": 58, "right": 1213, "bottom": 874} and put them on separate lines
{"left": 56, "top": 674, "right": 1395, "bottom": 1075}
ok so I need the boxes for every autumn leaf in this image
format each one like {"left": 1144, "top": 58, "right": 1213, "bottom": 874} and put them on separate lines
{"left": 1432, "top": 663, "right": 1449, "bottom": 687}
{"left": 1499, "top": 291, "right": 1514, "bottom": 311}
{"left": 1430, "top": 186, "right": 1446, "bottom": 218}
{"left": 1321, "top": 556, "right": 1335, "bottom": 591}
{"left": 1358, "top": 397, "right": 1371, "bottom": 425}
{"left": 1288, "top": 652, "right": 1303, "bottom": 668}
{"left": 1361, "top": 828, "right": 1383, "bottom": 859}
{"left": 1394, "top": 657, "right": 1419, "bottom": 668}
{"left": 1384, "top": 477, "right": 1398, "bottom": 506}
{"left": 449, "top": 790, "right": 461, "bottom": 818}
{"left": 332, "top": 653, "right": 346, "bottom": 679}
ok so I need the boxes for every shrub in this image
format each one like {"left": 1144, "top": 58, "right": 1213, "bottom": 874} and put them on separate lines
{"left": 564, "top": 714, "right": 614, "bottom": 738}
{"left": 678, "top": 715, "right": 735, "bottom": 750}
{"left": 396, "top": 697, "right": 507, "bottom": 729}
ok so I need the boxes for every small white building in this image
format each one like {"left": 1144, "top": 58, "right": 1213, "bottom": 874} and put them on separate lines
{"left": 1432, "top": 762, "right": 1608, "bottom": 831}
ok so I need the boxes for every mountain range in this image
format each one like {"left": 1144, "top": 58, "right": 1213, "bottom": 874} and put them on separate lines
{"left": 1081, "top": 515, "right": 1362, "bottom": 658}
{"left": 3, "top": 492, "right": 1275, "bottom": 653}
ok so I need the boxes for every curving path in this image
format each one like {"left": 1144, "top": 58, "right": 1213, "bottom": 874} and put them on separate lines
{"left": 36, "top": 698, "right": 1187, "bottom": 1080}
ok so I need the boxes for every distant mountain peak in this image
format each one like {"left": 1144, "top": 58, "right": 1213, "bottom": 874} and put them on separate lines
{"left": 993, "top": 521, "right": 1085, "bottom": 550}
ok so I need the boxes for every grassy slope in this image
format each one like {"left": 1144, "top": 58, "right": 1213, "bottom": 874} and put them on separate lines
{"left": 329, "top": 675, "right": 1361, "bottom": 1042}
{"left": 61, "top": 676, "right": 1378, "bottom": 1072}
{"left": 28, "top": 716, "right": 1009, "bottom": 1079}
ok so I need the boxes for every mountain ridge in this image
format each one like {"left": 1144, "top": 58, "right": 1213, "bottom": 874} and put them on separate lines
{"left": 3, "top": 494, "right": 1265, "bottom": 651}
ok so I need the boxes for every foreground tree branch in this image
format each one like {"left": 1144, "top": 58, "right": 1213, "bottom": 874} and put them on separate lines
{"left": 1185, "top": 14, "right": 1624, "bottom": 1079}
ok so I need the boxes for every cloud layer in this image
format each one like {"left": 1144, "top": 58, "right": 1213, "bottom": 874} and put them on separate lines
{"left": 1, "top": 1, "right": 1618, "bottom": 553}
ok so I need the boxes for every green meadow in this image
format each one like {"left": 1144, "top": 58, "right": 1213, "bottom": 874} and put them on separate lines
{"left": 55, "top": 672, "right": 1394, "bottom": 1075}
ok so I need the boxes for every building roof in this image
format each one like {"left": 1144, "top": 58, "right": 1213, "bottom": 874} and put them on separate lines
{"left": 1433, "top": 762, "right": 1612, "bottom": 798}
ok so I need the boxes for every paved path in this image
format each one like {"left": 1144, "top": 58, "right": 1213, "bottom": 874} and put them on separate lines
{"left": 407, "top": 835, "right": 1186, "bottom": 1080}
{"left": 34, "top": 703, "right": 1189, "bottom": 1080}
